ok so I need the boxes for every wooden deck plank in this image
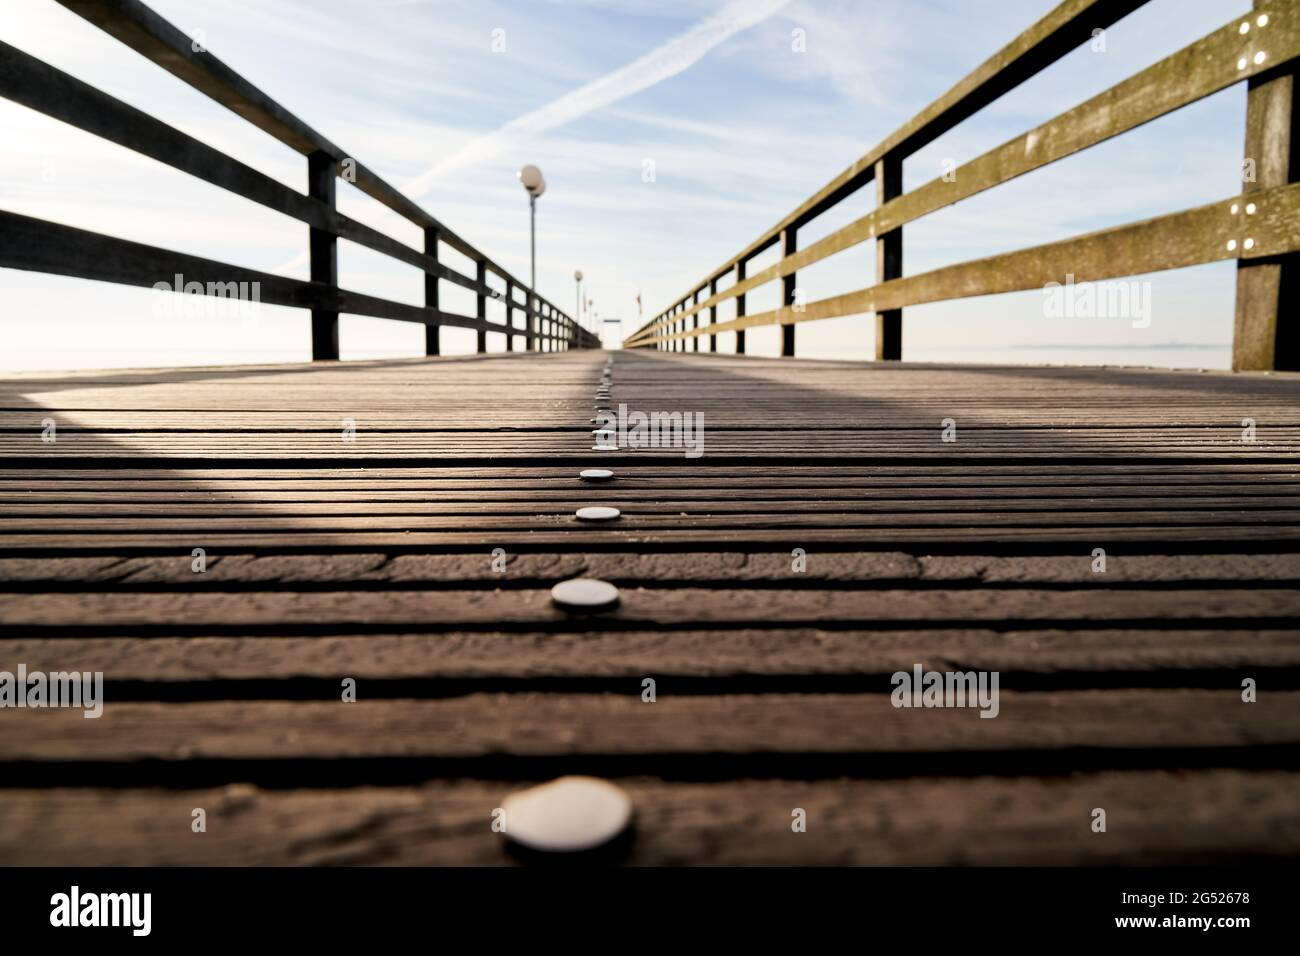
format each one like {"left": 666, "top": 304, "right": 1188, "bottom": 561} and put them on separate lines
{"left": 2, "top": 691, "right": 1294, "bottom": 763}
{"left": 3, "top": 551, "right": 1298, "bottom": 586}
{"left": 3, "top": 586, "right": 1298, "bottom": 630}
{"left": 5, "top": 628, "right": 1297, "bottom": 681}
{"left": 2, "top": 770, "right": 1296, "bottom": 866}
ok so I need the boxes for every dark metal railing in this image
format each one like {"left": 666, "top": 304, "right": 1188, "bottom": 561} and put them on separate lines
{"left": 626, "top": 0, "right": 1299, "bottom": 372}
{"left": 0, "top": 0, "right": 600, "bottom": 358}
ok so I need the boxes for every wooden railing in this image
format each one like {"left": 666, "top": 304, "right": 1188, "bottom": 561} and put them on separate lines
{"left": 0, "top": 0, "right": 599, "bottom": 358}
{"left": 625, "top": 0, "right": 1299, "bottom": 371}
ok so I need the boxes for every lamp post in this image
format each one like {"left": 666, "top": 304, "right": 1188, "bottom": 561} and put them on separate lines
{"left": 573, "top": 270, "right": 584, "bottom": 334}
{"left": 517, "top": 167, "right": 545, "bottom": 285}
{"left": 517, "top": 164, "right": 545, "bottom": 349}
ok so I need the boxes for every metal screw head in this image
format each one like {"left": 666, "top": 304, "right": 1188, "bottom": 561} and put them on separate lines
{"left": 550, "top": 577, "right": 620, "bottom": 610}
{"left": 576, "top": 506, "right": 621, "bottom": 521}
{"left": 499, "top": 776, "right": 632, "bottom": 852}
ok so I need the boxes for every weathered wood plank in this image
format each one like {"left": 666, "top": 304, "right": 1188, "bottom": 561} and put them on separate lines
{"left": 6, "top": 524, "right": 1299, "bottom": 550}
{"left": 3, "top": 628, "right": 1295, "bottom": 682}
{"left": 4, "top": 552, "right": 1298, "bottom": 587}
{"left": 1, "top": 691, "right": 1293, "bottom": 762}
{"left": 2, "top": 770, "right": 1296, "bottom": 865}
{"left": 2, "top": 587, "right": 1297, "bottom": 630}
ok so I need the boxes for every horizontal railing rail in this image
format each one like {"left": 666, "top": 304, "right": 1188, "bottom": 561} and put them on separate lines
{"left": 0, "top": 0, "right": 599, "bottom": 358}
{"left": 625, "top": 0, "right": 1298, "bottom": 372}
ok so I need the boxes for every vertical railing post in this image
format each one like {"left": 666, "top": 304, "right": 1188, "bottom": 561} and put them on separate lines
{"left": 526, "top": 291, "right": 535, "bottom": 351}
{"left": 875, "top": 154, "right": 903, "bottom": 360}
{"left": 781, "top": 227, "right": 797, "bottom": 357}
{"left": 735, "top": 260, "right": 747, "bottom": 355}
{"left": 505, "top": 281, "right": 514, "bottom": 352}
{"left": 475, "top": 260, "right": 487, "bottom": 353}
{"left": 423, "top": 226, "right": 440, "bottom": 356}
{"left": 307, "top": 150, "right": 339, "bottom": 361}
{"left": 692, "top": 289, "right": 700, "bottom": 352}
{"left": 1233, "top": 6, "right": 1297, "bottom": 370}
{"left": 708, "top": 277, "right": 718, "bottom": 353}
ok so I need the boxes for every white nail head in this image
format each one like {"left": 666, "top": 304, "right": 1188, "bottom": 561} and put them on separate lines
{"left": 579, "top": 468, "right": 614, "bottom": 481}
{"left": 1245, "top": 237, "right": 1256, "bottom": 250}
{"left": 1238, "top": 56, "right": 1248, "bottom": 70}
{"left": 1255, "top": 51, "right": 1267, "bottom": 64}
{"left": 550, "top": 577, "right": 620, "bottom": 611}
{"left": 1227, "top": 239, "right": 1238, "bottom": 251}
{"left": 576, "top": 505, "right": 620, "bottom": 521}
{"left": 500, "top": 776, "right": 632, "bottom": 852}
{"left": 1258, "top": 14, "right": 1269, "bottom": 26}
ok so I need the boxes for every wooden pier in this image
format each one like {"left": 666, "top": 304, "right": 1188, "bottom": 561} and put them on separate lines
{"left": 2, "top": 0, "right": 1300, "bottom": 865}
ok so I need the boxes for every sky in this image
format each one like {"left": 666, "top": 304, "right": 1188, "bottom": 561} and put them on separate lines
{"left": 0, "top": 0, "right": 1255, "bottom": 370}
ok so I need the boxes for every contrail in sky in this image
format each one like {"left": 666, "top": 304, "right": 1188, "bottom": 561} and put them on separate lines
{"left": 401, "top": 0, "right": 792, "bottom": 197}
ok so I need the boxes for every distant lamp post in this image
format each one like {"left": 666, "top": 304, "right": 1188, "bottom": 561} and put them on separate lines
{"left": 574, "top": 270, "right": 584, "bottom": 332}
